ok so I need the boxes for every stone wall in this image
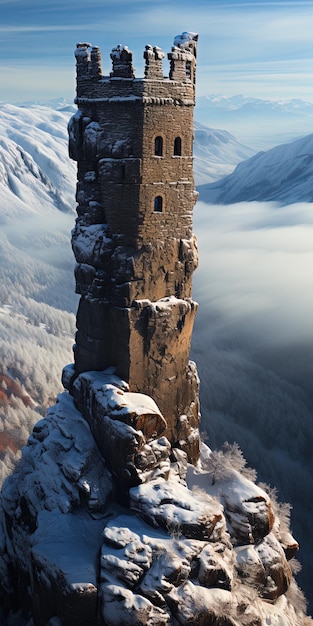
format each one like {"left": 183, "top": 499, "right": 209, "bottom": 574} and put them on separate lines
{"left": 68, "top": 33, "right": 200, "bottom": 462}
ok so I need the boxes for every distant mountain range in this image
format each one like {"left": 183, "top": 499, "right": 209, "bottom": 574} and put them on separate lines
{"left": 198, "top": 132, "right": 313, "bottom": 205}
{"left": 195, "top": 94, "right": 313, "bottom": 149}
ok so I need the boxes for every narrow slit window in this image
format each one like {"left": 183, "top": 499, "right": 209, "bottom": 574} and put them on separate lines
{"left": 154, "top": 136, "right": 163, "bottom": 156}
{"left": 174, "top": 137, "right": 182, "bottom": 156}
{"left": 154, "top": 196, "right": 163, "bottom": 212}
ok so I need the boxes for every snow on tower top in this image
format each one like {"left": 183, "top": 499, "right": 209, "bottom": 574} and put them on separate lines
{"left": 74, "top": 32, "right": 198, "bottom": 89}
{"left": 174, "top": 31, "right": 198, "bottom": 48}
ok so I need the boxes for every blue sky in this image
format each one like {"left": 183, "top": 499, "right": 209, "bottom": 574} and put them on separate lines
{"left": 1, "top": 0, "right": 313, "bottom": 102}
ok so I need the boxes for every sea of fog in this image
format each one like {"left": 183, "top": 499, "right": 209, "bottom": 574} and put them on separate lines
{"left": 192, "top": 200, "right": 313, "bottom": 610}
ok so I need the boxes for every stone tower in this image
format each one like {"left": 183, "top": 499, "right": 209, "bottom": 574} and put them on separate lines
{"left": 67, "top": 32, "right": 200, "bottom": 462}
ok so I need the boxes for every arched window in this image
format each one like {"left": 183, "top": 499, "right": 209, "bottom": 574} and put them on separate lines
{"left": 174, "top": 136, "right": 182, "bottom": 156}
{"left": 154, "top": 196, "right": 163, "bottom": 212}
{"left": 186, "top": 61, "right": 191, "bottom": 80}
{"left": 154, "top": 136, "right": 163, "bottom": 156}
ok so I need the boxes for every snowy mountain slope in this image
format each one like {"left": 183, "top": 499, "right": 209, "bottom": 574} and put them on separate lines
{"left": 193, "top": 122, "right": 254, "bottom": 185}
{"left": 0, "top": 103, "right": 78, "bottom": 478}
{"left": 198, "top": 132, "right": 313, "bottom": 205}
{"left": 196, "top": 94, "right": 313, "bottom": 150}
{"left": 0, "top": 103, "right": 76, "bottom": 220}
{"left": 0, "top": 210, "right": 77, "bottom": 480}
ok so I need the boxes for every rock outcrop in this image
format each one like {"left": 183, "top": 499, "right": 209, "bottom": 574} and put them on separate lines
{"left": 0, "top": 370, "right": 307, "bottom": 625}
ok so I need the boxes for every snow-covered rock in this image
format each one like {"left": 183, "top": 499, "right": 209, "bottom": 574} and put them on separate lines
{"left": 187, "top": 465, "right": 274, "bottom": 544}
{"left": 0, "top": 370, "right": 307, "bottom": 626}
{"left": 130, "top": 479, "right": 225, "bottom": 541}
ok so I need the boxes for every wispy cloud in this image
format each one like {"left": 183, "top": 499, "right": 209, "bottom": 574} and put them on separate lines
{"left": 0, "top": 24, "right": 104, "bottom": 33}
{"left": 1, "top": 0, "right": 313, "bottom": 100}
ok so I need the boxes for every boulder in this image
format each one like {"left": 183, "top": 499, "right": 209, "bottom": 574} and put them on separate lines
{"left": 167, "top": 581, "right": 239, "bottom": 626}
{"left": 187, "top": 465, "right": 274, "bottom": 544}
{"left": 130, "top": 478, "right": 225, "bottom": 541}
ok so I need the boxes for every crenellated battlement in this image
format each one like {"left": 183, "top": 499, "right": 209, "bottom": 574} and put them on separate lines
{"left": 75, "top": 32, "right": 198, "bottom": 102}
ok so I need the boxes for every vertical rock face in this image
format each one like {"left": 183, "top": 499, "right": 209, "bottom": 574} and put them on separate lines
{"left": 67, "top": 34, "right": 200, "bottom": 462}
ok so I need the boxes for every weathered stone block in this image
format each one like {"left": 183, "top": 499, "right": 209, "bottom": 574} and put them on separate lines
{"left": 130, "top": 479, "right": 224, "bottom": 541}
{"left": 71, "top": 370, "right": 169, "bottom": 491}
{"left": 72, "top": 222, "right": 113, "bottom": 268}
{"left": 76, "top": 297, "right": 111, "bottom": 339}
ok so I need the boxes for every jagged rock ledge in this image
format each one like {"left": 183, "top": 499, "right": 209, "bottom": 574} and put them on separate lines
{"left": 0, "top": 370, "right": 305, "bottom": 626}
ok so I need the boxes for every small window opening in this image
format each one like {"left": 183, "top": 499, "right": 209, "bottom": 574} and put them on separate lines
{"left": 154, "top": 136, "right": 163, "bottom": 156}
{"left": 121, "top": 164, "right": 126, "bottom": 180}
{"left": 154, "top": 196, "right": 163, "bottom": 212}
{"left": 174, "top": 137, "right": 182, "bottom": 156}
{"left": 186, "top": 61, "right": 191, "bottom": 80}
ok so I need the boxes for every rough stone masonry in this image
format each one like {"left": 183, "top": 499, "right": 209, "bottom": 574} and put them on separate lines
{"left": 65, "top": 32, "right": 201, "bottom": 463}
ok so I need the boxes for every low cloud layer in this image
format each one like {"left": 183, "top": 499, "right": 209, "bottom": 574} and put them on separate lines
{"left": 194, "top": 201, "right": 313, "bottom": 351}
{"left": 192, "top": 200, "right": 313, "bottom": 608}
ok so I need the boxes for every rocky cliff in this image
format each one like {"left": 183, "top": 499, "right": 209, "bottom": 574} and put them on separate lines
{"left": 0, "top": 367, "right": 310, "bottom": 625}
